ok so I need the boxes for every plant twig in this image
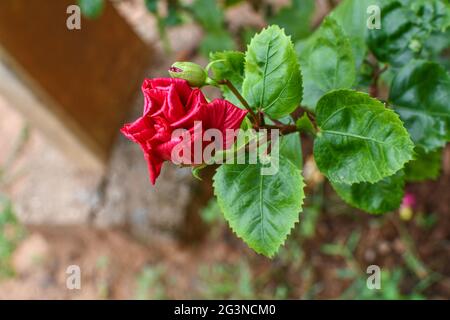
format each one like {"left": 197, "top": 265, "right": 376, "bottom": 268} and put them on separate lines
{"left": 261, "top": 124, "right": 298, "bottom": 135}
{"left": 369, "top": 64, "right": 388, "bottom": 98}
{"left": 219, "top": 79, "right": 258, "bottom": 123}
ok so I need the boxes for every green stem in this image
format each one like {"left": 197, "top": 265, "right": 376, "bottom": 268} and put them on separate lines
{"left": 218, "top": 79, "right": 258, "bottom": 124}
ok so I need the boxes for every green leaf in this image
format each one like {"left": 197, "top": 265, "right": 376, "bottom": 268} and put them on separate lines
{"left": 405, "top": 147, "right": 442, "bottom": 182}
{"left": 424, "top": 29, "right": 450, "bottom": 68}
{"left": 314, "top": 90, "right": 414, "bottom": 184}
{"left": 78, "top": 0, "right": 104, "bottom": 19}
{"left": 200, "top": 31, "right": 235, "bottom": 58}
{"left": 209, "top": 51, "right": 245, "bottom": 107}
{"left": 279, "top": 133, "right": 302, "bottom": 168}
{"left": 191, "top": 0, "right": 224, "bottom": 31}
{"left": 390, "top": 60, "right": 450, "bottom": 152}
{"left": 331, "top": 171, "right": 405, "bottom": 214}
{"left": 242, "top": 25, "right": 302, "bottom": 119}
{"left": 213, "top": 156, "right": 305, "bottom": 257}
{"left": 411, "top": 0, "right": 450, "bottom": 32}
{"left": 367, "top": 1, "right": 417, "bottom": 66}
{"left": 192, "top": 165, "right": 207, "bottom": 181}
{"left": 331, "top": 0, "right": 380, "bottom": 68}
{"left": 367, "top": 0, "right": 450, "bottom": 66}
{"left": 269, "top": 0, "right": 315, "bottom": 42}
{"left": 296, "top": 113, "right": 315, "bottom": 135}
{"left": 298, "top": 17, "right": 356, "bottom": 112}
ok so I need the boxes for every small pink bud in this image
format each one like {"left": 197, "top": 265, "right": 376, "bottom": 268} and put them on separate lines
{"left": 399, "top": 193, "right": 416, "bottom": 221}
{"left": 401, "top": 193, "right": 416, "bottom": 208}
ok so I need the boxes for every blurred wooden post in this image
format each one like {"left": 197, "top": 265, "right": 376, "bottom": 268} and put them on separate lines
{"left": 0, "top": 0, "right": 151, "bottom": 170}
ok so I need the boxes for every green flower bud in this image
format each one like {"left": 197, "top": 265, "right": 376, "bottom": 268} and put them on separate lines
{"left": 408, "top": 39, "right": 422, "bottom": 53}
{"left": 168, "top": 62, "right": 207, "bottom": 87}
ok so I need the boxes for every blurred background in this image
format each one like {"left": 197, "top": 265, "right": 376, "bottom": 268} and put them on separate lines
{"left": 0, "top": 0, "right": 449, "bottom": 299}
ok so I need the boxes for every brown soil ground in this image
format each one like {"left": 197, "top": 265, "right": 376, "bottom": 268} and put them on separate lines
{"left": 1, "top": 144, "right": 448, "bottom": 300}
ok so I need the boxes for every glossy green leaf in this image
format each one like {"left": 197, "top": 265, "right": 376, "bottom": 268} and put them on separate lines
{"left": 314, "top": 90, "right": 414, "bottom": 184}
{"left": 424, "top": 29, "right": 450, "bottom": 68}
{"left": 78, "top": 0, "right": 104, "bottom": 19}
{"left": 390, "top": 60, "right": 450, "bottom": 152}
{"left": 331, "top": 171, "right": 405, "bottom": 214}
{"left": 331, "top": 0, "right": 380, "bottom": 68}
{"left": 298, "top": 17, "right": 356, "bottom": 112}
{"left": 367, "top": 0, "right": 450, "bottom": 66}
{"left": 213, "top": 156, "right": 305, "bottom": 257}
{"left": 405, "top": 147, "right": 442, "bottom": 181}
{"left": 411, "top": 0, "right": 450, "bottom": 31}
{"left": 279, "top": 133, "right": 302, "bottom": 168}
{"left": 296, "top": 113, "right": 315, "bottom": 135}
{"left": 242, "top": 25, "right": 302, "bottom": 119}
{"left": 209, "top": 51, "right": 245, "bottom": 107}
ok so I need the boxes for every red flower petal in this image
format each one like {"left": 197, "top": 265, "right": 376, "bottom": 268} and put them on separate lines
{"left": 122, "top": 79, "right": 248, "bottom": 185}
{"left": 142, "top": 78, "right": 192, "bottom": 115}
{"left": 144, "top": 152, "right": 164, "bottom": 185}
{"left": 170, "top": 89, "right": 206, "bottom": 129}
{"left": 202, "top": 99, "right": 248, "bottom": 148}
{"left": 160, "top": 82, "right": 187, "bottom": 122}
{"left": 120, "top": 116, "right": 155, "bottom": 151}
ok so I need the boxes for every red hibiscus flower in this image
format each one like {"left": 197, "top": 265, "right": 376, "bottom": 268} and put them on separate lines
{"left": 121, "top": 78, "right": 248, "bottom": 185}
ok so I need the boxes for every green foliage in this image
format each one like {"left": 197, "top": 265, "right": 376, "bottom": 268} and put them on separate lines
{"left": 298, "top": 200, "right": 321, "bottom": 239}
{"left": 196, "top": 7, "right": 447, "bottom": 255}
{"left": 342, "top": 268, "right": 424, "bottom": 300}
{"left": 390, "top": 60, "right": 450, "bottom": 152}
{"left": 165, "top": 1, "right": 183, "bottom": 26}
{"left": 279, "top": 133, "right": 303, "bottom": 168}
{"left": 135, "top": 265, "right": 166, "bottom": 300}
{"left": 200, "top": 199, "right": 223, "bottom": 225}
{"left": 198, "top": 262, "right": 254, "bottom": 299}
{"left": 191, "top": 0, "right": 235, "bottom": 55}
{"left": 331, "top": 171, "right": 405, "bottom": 214}
{"left": 367, "top": 0, "right": 450, "bottom": 66}
{"left": 242, "top": 26, "right": 303, "bottom": 119}
{"left": 269, "top": 0, "right": 315, "bottom": 42}
{"left": 331, "top": 0, "right": 380, "bottom": 68}
{"left": 130, "top": 0, "right": 450, "bottom": 257}
{"left": 296, "top": 113, "right": 315, "bottom": 136}
{"left": 321, "top": 231, "right": 361, "bottom": 258}
{"left": 191, "top": 0, "right": 224, "bottom": 32}
{"left": 78, "top": 0, "right": 104, "bottom": 19}
{"left": 405, "top": 148, "right": 442, "bottom": 181}
{"left": 0, "top": 197, "right": 25, "bottom": 279}
{"left": 144, "top": 0, "right": 159, "bottom": 14}
{"left": 314, "top": 90, "right": 414, "bottom": 184}
{"left": 425, "top": 29, "right": 450, "bottom": 69}
{"left": 213, "top": 154, "right": 305, "bottom": 257}
{"left": 209, "top": 51, "right": 245, "bottom": 106}
{"left": 200, "top": 31, "right": 235, "bottom": 58}
{"left": 298, "top": 17, "right": 356, "bottom": 111}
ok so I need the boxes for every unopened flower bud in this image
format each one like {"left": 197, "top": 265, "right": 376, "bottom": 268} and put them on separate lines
{"left": 399, "top": 193, "right": 416, "bottom": 221}
{"left": 168, "top": 62, "right": 207, "bottom": 87}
